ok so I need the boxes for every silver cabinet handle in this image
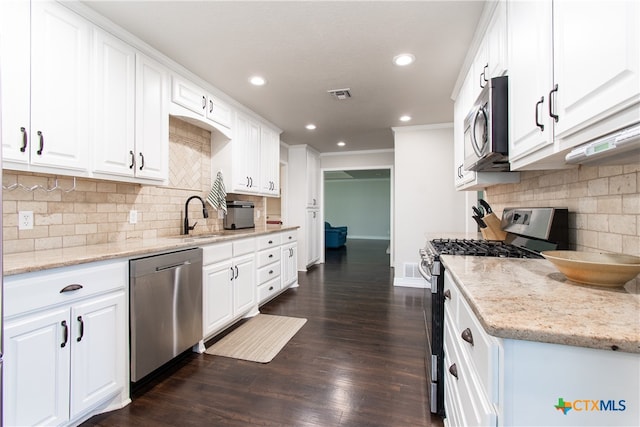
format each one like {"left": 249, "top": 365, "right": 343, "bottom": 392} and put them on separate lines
{"left": 449, "top": 363, "right": 458, "bottom": 379}
{"left": 60, "top": 284, "right": 83, "bottom": 293}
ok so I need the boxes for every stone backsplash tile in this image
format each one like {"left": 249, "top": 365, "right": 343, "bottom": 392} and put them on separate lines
{"left": 486, "top": 165, "right": 640, "bottom": 256}
{"left": 2, "top": 117, "right": 266, "bottom": 255}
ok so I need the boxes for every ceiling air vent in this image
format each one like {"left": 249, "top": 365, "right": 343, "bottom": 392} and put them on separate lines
{"left": 327, "top": 88, "right": 352, "bottom": 100}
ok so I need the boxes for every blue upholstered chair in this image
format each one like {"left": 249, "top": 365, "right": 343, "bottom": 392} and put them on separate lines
{"left": 325, "top": 222, "right": 347, "bottom": 248}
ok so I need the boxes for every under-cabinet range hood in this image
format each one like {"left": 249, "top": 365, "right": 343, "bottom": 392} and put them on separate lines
{"left": 565, "top": 122, "right": 640, "bottom": 166}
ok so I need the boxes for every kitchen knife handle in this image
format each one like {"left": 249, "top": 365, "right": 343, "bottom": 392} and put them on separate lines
{"left": 535, "top": 96, "right": 545, "bottom": 131}
{"left": 461, "top": 328, "right": 474, "bottom": 346}
{"left": 61, "top": 320, "right": 69, "bottom": 348}
{"left": 20, "top": 127, "right": 28, "bottom": 152}
{"left": 77, "top": 316, "right": 84, "bottom": 342}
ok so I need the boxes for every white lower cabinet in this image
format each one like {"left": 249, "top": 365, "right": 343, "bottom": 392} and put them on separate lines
{"left": 281, "top": 240, "right": 298, "bottom": 289}
{"left": 202, "top": 239, "right": 257, "bottom": 339}
{"left": 3, "top": 260, "right": 128, "bottom": 427}
{"left": 443, "top": 270, "right": 640, "bottom": 427}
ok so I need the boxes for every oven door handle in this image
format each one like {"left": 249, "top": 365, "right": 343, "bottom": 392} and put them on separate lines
{"left": 418, "top": 260, "right": 432, "bottom": 281}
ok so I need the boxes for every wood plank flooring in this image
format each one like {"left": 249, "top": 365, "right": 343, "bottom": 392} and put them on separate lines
{"left": 82, "top": 239, "right": 444, "bottom": 427}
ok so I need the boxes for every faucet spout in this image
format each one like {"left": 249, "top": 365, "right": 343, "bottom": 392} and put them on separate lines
{"left": 184, "top": 196, "right": 209, "bottom": 235}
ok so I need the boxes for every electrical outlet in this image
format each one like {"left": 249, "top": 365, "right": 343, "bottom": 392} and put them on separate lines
{"left": 129, "top": 210, "right": 138, "bottom": 224}
{"left": 18, "top": 211, "right": 33, "bottom": 230}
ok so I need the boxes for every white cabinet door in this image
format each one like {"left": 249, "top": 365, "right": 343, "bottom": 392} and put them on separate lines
{"left": 70, "top": 290, "right": 126, "bottom": 418}
{"left": 233, "top": 253, "right": 256, "bottom": 315}
{"left": 232, "top": 113, "right": 261, "bottom": 192}
{"left": 553, "top": 0, "right": 640, "bottom": 140}
{"left": 171, "top": 76, "right": 207, "bottom": 117}
{"left": 92, "top": 29, "right": 136, "bottom": 177}
{"left": 281, "top": 242, "right": 298, "bottom": 288}
{"left": 260, "top": 126, "right": 280, "bottom": 196}
{"left": 203, "top": 259, "right": 234, "bottom": 336}
{"left": 306, "top": 210, "right": 320, "bottom": 265}
{"left": 4, "top": 307, "right": 71, "bottom": 427}
{"left": 206, "top": 95, "right": 232, "bottom": 128}
{"left": 306, "top": 149, "right": 320, "bottom": 207}
{"left": 485, "top": 1, "right": 507, "bottom": 80}
{"left": 135, "top": 53, "right": 169, "bottom": 181}
{"left": 29, "top": 0, "right": 90, "bottom": 173}
{"left": 0, "top": 0, "right": 30, "bottom": 165}
{"left": 507, "top": 0, "right": 554, "bottom": 164}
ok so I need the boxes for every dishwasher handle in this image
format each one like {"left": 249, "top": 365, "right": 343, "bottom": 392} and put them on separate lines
{"left": 155, "top": 260, "right": 191, "bottom": 272}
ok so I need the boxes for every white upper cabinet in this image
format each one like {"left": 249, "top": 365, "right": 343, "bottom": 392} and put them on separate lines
{"left": 91, "top": 30, "right": 168, "bottom": 183}
{"left": 1, "top": 0, "right": 91, "bottom": 175}
{"left": 507, "top": 0, "right": 554, "bottom": 168}
{"left": 134, "top": 53, "right": 169, "bottom": 181}
{"left": 260, "top": 126, "right": 280, "bottom": 196}
{"left": 92, "top": 29, "right": 136, "bottom": 177}
{"left": 553, "top": 0, "right": 640, "bottom": 142}
{"left": 211, "top": 110, "right": 281, "bottom": 197}
{"left": 171, "top": 75, "right": 233, "bottom": 133}
{"left": 508, "top": 0, "right": 640, "bottom": 170}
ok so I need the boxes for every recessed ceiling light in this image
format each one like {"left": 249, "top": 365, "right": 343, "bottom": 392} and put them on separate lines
{"left": 393, "top": 53, "right": 415, "bottom": 66}
{"left": 305, "top": 124, "right": 317, "bottom": 130}
{"left": 337, "top": 141, "right": 346, "bottom": 147}
{"left": 399, "top": 115, "right": 412, "bottom": 122}
{"left": 249, "top": 75, "right": 266, "bottom": 86}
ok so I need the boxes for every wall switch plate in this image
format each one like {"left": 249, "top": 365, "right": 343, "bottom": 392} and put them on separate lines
{"left": 18, "top": 211, "right": 33, "bottom": 230}
{"left": 129, "top": 210, "right": 138, "bottom": 224}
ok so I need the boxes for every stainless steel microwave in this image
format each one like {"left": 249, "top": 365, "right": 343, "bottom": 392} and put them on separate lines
{"left": 463, "top": 76, "right": 510, "bottom": 171}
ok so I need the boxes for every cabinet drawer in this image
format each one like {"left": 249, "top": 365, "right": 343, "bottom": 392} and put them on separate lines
{"left": 4, "top": 259, "right": 127, "bottom": 318}
{"left": 202, "top": 242, "right": 232, "bottom": 265}
{"left": 457, "top": 293, "right": 500, "bottom": 402}
{"left": 443, "top": 271, "right": 459, "bottom": 324}
{"left": 258, "top": 276, "right": 281, "bottom": 303}
{"left": 256, "top": 233, "right": 282, "bottom": 250}
{"left": 280, "top": 230, "right": 297, "bottom": 244}
{"left": 233, "top": 238, "right": 256, "bottom": 256}
{"left": 257, "top": 262, "right": 281, "bottom": 285}
{"left": 257, "top": 247, "right": 281, "bottom": 268}
{"left": 444, "top": 309, "right": 497, "bottom": 426}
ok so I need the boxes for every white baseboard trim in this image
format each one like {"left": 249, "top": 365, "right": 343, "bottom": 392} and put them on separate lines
{"left": 393, "top": 277, "right": 428, "bottom": 289}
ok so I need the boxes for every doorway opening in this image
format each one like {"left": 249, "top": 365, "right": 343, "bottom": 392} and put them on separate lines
{"left": 323, "top": 168, "right": 392, "bottom": 266}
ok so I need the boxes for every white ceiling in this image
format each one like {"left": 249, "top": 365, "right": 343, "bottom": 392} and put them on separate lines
{"left": 81, "top": 1, "right": 486, "bottom": 153}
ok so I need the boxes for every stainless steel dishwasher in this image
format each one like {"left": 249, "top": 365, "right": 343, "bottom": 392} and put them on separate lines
{"left": 130, "top": 248, "right": 203, "bottom": 382}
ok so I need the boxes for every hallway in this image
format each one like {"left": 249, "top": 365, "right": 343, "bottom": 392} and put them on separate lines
{"left": 83, "top": 239, "right": 441, "bottom": 426}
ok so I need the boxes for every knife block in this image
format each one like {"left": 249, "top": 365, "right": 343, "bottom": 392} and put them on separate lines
{"left": 480, "top": 213, "right": 507, "bottom": 241}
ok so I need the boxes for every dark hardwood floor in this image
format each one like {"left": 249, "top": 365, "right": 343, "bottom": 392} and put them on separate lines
{"left": 82, "top": 239, "right": 444, "bottom": 427}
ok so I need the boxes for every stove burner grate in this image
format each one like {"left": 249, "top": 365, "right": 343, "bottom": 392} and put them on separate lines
{"left": 429, "top": 238, "right": 542, "bottom": 259}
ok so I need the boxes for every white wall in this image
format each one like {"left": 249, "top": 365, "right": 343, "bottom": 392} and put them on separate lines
{"left": 325, "top": 178, "right": 391, "bottom": 239}
{"left": 393, "top": 124, "right": 467, "bottom": 287}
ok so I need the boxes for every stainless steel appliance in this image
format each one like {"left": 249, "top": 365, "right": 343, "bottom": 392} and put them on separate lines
{"left": 464, "top": 75, "right": 510, "bottom": 172}
{"left": 129, "top": 248, "right": 203, "bottom": 382}
{"left": 419, "top": 207, "right": 568, "bottom": 416}
{"left": 223, "top": 200, "right": 255, "bottom": 230}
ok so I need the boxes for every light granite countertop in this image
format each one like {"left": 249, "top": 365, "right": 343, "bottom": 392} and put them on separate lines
{"left": 3, "top": 225, "right": 299, "bottom": 276}
{"left": 441, "top": 255, "right": 640, "bottom": 354}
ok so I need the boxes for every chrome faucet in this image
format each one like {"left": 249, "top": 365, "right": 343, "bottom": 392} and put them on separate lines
{"left": 184, "top": 195, "right": 209, "bottom": 235}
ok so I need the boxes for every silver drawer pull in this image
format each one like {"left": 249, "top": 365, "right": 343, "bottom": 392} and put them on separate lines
{"left": 444, "top": 289, "right": 451, "bottom": 300}
{"left": 461, "top": 328, "right": 474, "bottom": 346}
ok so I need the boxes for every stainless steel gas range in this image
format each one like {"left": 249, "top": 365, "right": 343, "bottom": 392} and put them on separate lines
{"left": 419, "top": 207, "right": 569, "bottom": 417}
